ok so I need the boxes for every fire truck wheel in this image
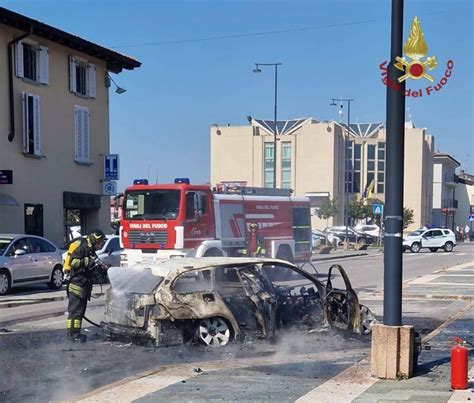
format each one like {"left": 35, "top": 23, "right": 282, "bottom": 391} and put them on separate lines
{"left": 204, "top": 248, "right": 223, "bottom": 257}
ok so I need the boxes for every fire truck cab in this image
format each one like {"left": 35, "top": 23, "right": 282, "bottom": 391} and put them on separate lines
{"left": 120, "top": 179, "right": 312, "bottom": 267}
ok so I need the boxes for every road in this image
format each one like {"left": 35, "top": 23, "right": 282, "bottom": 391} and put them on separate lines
{"left": 0, "top": 243, "right": 473, "bottom": 402}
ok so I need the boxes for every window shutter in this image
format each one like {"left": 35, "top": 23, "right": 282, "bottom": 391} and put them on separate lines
{"left": 38, "top": 45, "right": 49, "bottom": 84}
{"left": 15, "top": 42, "right": 24, "bottom": 78}
{"left": 33, "top": 95, "right": 41, "bottom": 155}
{"left": 69, "top": 56, "right": 76, "bottom": 93}
{"left": 74, "top": 107, "right": 83, "bottom": 161}
{"left": 87, "top": 62, "right": 96, "bottom": 98}
{"left": 22, "top": 92, "right": 28, "bottom": 153}
{"left": 82, "top": 109, "right": 90, "bottom": 161}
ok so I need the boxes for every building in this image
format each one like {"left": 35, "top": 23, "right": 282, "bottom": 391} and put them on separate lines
{"left": 454, "top": 170, "right": 474, "bottom": 233}
{"left": 210, "top": 118, "right": 434, "bottom": 231}
{"left": 0, "top": 7, "right": 140, "bottom": 245}
{"left": 432, "top": 153, "right": 460, "bottom": 229}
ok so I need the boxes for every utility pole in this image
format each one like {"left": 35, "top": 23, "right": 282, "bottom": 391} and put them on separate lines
{"left": 253, "top": 63, "right": 282, "bottom": 188}
{"left": 383, "top": 0, "right": 406, "bottom": 326}
{"left": 331, "top": 98, "right": 354, "bottom": 246}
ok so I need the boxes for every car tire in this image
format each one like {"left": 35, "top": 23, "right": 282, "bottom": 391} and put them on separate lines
{"left": 203, "top": 248, "right": 224, "bottom": 257}
{"left": 357, "top": 238, "right": 367, "bottom": 245}
{"left": 443, "top": 242, "right": 454, "bottom": 253}
{"left": 410, "top": 242, "right": 421, "bottom": 253}
{"left": 0, "top": 269, "right": 11, "bottom": 296}
{"left": 196, "top": 317, "right": 233, "bottom": 347}
{"left": 429, "top": 248, "right": 438, "bottom": 253}
{"left": 48, "top": 265, "right": 64, "bottom": 290}
{"left": 276, "top": 245, "right": 294, "bottom": 263}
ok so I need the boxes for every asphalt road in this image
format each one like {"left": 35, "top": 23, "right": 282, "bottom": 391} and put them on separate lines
{"left": 0, "top": 244, "right": 473, "bottom": 402}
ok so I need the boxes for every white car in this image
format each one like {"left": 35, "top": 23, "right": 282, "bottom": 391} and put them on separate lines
{"left": 354, "top": 224, "right": 382, "bottom": 238}
{"left": 61, "top": 235, "right": 122, "bottom": 268}
{"left": 0, "top": 234, "right": 64, "bottom": 295}
{"left": 403, "top": 228, "right": 456, "bottom": 253}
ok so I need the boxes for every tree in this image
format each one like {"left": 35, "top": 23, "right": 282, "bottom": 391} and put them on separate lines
{"left": 347, "top": 197, "right": 371, "bottom": 225}
{"left": 316, "top": 198, "right": 338, "bottom": 229}
{"left": 403, "top": 207, "right": 415, "bottom": 230}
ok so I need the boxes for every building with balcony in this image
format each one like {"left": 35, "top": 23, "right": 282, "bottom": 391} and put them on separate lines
{"left": 210, "top": 118, "right": 434, "bottom": 231}
{"left": 0, "top": 7, "right": 140, "bottom": 245}
{"left": 432, "top": 153, "right": 461, "bottom": 229}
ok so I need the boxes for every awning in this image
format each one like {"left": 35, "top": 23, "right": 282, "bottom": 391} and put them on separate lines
{"left": 0, "top": 193, "right": 19, "bottom": 206}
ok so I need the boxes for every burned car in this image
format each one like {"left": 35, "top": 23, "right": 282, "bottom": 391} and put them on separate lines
{"left": 103, "top": 258, "right": 374, "bottom": 347}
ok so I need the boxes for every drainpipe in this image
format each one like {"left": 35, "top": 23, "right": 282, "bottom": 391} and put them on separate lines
{"left": 7, "top": 30, "right": 31, "bottom": 142}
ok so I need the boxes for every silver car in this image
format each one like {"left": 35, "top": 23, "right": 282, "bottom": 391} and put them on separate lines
{"left": 0, "top": 234, "right": 64, "bottom": 295}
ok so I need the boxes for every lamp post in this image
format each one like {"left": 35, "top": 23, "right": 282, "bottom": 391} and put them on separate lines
{"left": 331, "top": 98, "right": 354, "bottom": 247}
{"left": 253, "top": 63, "right": 282, "bottom": 188}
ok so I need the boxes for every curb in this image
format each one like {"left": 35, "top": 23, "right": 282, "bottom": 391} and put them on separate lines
{"left": 311, "top": 252, "right": 370, "bottom": 262}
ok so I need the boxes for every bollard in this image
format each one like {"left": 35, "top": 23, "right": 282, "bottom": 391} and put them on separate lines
{"left": 450, "top": 337, "right": 469, "bottom": 390}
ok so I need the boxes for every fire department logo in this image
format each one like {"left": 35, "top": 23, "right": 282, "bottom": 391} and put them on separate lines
{"left": 394, "top": 16, "right": 437, "bottom": 82}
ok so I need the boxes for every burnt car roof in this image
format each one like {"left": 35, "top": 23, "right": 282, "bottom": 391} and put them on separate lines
{"left": 129, "top": 257, "right": 298, "bottom": 276}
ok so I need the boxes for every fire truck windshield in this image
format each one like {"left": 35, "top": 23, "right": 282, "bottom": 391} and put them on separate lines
{"left": 124, "top": 190, "right": 181, "bottom": 220}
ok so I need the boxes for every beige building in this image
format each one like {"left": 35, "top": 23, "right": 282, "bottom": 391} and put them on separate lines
{"left": 0, "top": 7, "right": 140, "bottom": 246}
{"left": 210, "top": 118, "right": 434, "bottom": 231}
{"left": 454, "top": 171, "right": 474, "bottom": 234}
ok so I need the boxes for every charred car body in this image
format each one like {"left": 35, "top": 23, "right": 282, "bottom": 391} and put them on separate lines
{"left": 103, "top": 258, "right": 375, "bottom": 347}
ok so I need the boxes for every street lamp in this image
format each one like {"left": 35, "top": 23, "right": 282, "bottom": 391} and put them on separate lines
{"left": 253, "top": 63, "right": 282, "bottom": 188}
{"left": 331, "top": 97, "right": 354, "bottom": 248}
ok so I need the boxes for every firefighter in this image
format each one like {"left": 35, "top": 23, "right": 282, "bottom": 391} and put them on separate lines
{"left": 244, "top": 222, "right": 266, "bottom": 257}
{"left": 64, "top": 229, "right": 106, "bottom": 342}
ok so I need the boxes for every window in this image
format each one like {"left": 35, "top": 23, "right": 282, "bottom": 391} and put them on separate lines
{"left": 22, "top": 93, "right": 41, "bottom": 156}
{"left": 354, "top": 144, "right": 361, "bottom": 193}
{"left": 173, "top": 270, "right": 212, "bottom": 294}
{"left": 281, "top": 141, "right": 292, "bottom": 189}
{"left": 197, "top": 192, "right": 207, "bottom": 216}
{"left": 69, "top": 56, "right": 96, "bottom": 98}
{"left": 24, "top": 204, "right": 44, "bottom": 237}
{"left": 292, "top": 207, "right": 311, "bottom": 253}
{"left": 28, "top": 238, "right": 49, "bottom": 254}
{"left": 264, "top": 143, "right": 274, "bottom": 188}
{"left": 377, "top": 142, "right": 385, "bottom": 193}
{"left": 345, "top": 141, "right": 353, "bottom": 193}
{"left": 15, "top": 41, "right": 49, "bottom": 84}
{"left": 125, "top": 190, "right": 180, "bottom": 219}
{"left": 367, "top": 144, "right": 376, "bottom": 194}
{"left": 186, "top": 192, "right": 195, "bottom": 219}
{"left": 74, "top": 106, "right": 90, "bottom": 163}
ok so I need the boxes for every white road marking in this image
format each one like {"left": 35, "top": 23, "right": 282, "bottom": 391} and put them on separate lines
{"left": 295, "top": 360, "right": 377, "bottom": 403}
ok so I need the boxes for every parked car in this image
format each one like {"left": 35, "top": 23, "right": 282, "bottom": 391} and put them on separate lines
{"left": 403, "top": 228, "right": 456, "bottom": 253}
{"left": 103, "top": 257, "right": 376, "bottom": 347}
{"left": 60, "top": 235, "right": 122, "bottom": 267}
{"left": 311, "top": 230, "right": 342, "bottom": 248}
{"left": 354, "top": 224, "right": 383, "bottom": 238}
{"left": 324, "top": 226, "right": 375, "bottom": 244}
{"left": 0, "top": 234, "right": 64, "bottom": 295}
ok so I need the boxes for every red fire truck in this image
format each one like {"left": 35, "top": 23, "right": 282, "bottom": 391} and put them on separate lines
{"left": 119, "top": 179, "right": 312, "bottom": 267}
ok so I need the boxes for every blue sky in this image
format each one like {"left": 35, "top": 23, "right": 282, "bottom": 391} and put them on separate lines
{"left": 3, "top": 0, "right": 473, "bottom": 190}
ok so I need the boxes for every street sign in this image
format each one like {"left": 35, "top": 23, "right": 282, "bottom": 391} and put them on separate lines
{"left": 0, "top": 170, "right": 13, "bottom": 185}
{"left": 104, "top": 154, "right": 119, "bottom": 181}
{"left": 469, "top": 214, "right": 474, "bottom": 222}
{"left": 102, "top": 181, "right": 117, "bottom": 196}
{"left": 372, "top": 203, "right": 384, "bottom": 215}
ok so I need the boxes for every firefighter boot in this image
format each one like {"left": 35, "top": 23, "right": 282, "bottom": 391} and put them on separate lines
{"left": 70, "top": 318, "right": 87, "bottom": 343}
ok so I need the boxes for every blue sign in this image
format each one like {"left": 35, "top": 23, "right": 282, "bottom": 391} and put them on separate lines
{"left": 469, "top": 214, "right": 474, "bottom": 222}
{"left": 102, "top": 181, "right": 117, "bottom": 196}
{"left": 372, "top": 203, "right": 384, "bottom": 215}
{"left": 104, "top": 154, "right": 119, "bottom": 181}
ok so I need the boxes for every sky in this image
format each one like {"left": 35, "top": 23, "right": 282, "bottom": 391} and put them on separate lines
{"left": 2, "top": 0, "right": 473, "bottom": 190}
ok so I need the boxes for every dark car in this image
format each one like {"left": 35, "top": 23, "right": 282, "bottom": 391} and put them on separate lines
{"left": 325, "top": 226, "right": 374, "bottom": 244}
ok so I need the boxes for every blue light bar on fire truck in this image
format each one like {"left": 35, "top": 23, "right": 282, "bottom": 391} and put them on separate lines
{"left": 174, "top": 178, "right": 190, "bottom": 184}
{"left": 133, "top": 179, "right": 149, "bottom": 185}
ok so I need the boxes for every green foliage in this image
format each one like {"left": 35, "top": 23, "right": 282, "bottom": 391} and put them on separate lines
{"left": 316, "top": 198, "right": 338, "bottom": 227}
{"left": 347, "top": 197, "right": 371, "bottom": 224}
{"left": 403, "top": 207, "right": 415, "bottom": 229}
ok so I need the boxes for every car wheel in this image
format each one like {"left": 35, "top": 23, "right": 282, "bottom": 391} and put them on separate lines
{"left": 410, "top": 242, "right": 421, "bottom": 253}
{"left": 444, "top": 242, "right": 454, "bottom": 253}
{"left": 197, "top": 317, "right": 232, "bottom": 347}
{"left": 0, "top": 270, "right": 11, "bottom": 296}
{"left": 357, "top": 238, "right": 367, "bottom": 245}
{"left": 429, "top": 248, "right": 438, "bottom": 253}
{"left": 48, "top": 266, "right": 64, "bottom": 290}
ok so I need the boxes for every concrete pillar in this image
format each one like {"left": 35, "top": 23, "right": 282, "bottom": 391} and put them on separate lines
{"left": 371, "top": 323, "right": 414, "bottom": 379}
